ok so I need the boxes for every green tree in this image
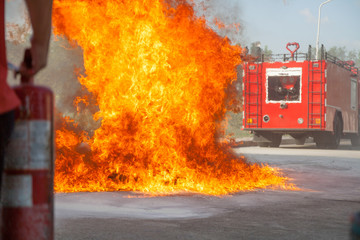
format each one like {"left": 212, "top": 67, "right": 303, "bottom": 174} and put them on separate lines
{"left": 263, "top": 45, "right": 273, "bottom": 61}
{"left": 327, "top": 46, "right": 347, "bottom": 60}
{"left": 325, "top": 46, "right": 360, "bottom": 66}
{"left": 348, "top": 50, "right": 357, "bottom": 61}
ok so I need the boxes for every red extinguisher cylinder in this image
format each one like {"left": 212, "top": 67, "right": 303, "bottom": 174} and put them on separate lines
{"left": 2, "top": 49, "right": 54, "bottom": 240}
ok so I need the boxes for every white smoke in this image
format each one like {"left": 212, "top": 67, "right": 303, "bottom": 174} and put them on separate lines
{"left": 4, "top": 0, "right": 93, "bottom": 132}
{"left": 190, "top": 0, "right": 244, "bottom": 45}
{"left": 5, "top": 0, "right": 31, "bottom": 44}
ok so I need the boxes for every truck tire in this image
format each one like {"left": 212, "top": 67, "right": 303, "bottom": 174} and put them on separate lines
{"left": 269, "top": 134, "right": 282, "bottom": 148}
{"left": 351, "top": 136, "right": 360, "bottom": 147}
{"left": 257, "top": 142, "right": 269, "bottom": 147}
{"left": 328, "top": 114, "right": 342, "bottom": 149}
{"left": 315, "top": 139, "right": 327, "bottom": 148}
{"left": 314, "top": 115, "right": 342, "bottom": 149}
{"left": 351, "top": 114, "right": 360, "bottom": 147}
{"left": 314, "top": 133, "right": 324, "bottom": 148}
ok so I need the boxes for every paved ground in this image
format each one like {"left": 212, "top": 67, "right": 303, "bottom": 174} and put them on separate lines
{"left": 55, "top": 140, "right": 360, "bottom": 240}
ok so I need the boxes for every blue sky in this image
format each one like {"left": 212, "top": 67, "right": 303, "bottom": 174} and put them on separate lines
{"left": 6, "top": 0, "right": 360, "bottom": 55}
{"left": 194, "top": 0, "right": 360, "bottom": 54}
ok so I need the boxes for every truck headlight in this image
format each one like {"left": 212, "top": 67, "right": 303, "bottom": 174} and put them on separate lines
{"left": 297, "top": 118, "right": 304, "bottom": 124}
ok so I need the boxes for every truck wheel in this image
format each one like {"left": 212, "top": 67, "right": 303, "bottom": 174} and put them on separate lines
{"left": 328, "top": 115, "right": 342, "bottom": 149}
{"left": 314, "top": 134, "right": 330, "bottom": 149}
{"left": 258, "top": 142, "right": 269, "bottom": 147}
{"left": 269, "top": 134, "right": 282, "bottom": 148}
{"left": 351, "top": 136, "right": 360, "bottom": 147}
{"left": 351, "top": 114, "right": 360, "bottom": 147}
{"left": 315, "top": 140, "right": 327, "bottom": 148}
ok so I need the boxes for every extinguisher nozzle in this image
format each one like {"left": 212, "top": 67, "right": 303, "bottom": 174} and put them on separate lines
{"left": 7, "top": 62, "right": 20, "bottom": 79}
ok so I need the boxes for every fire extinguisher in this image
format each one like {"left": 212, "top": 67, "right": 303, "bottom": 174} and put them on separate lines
{"left": 2, "top": 49, "right": 54, "bottom": 240}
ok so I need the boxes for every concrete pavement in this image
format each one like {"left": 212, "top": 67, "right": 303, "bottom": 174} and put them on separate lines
{"left": 55, "top": 141, "right": 360, "bottom": 240}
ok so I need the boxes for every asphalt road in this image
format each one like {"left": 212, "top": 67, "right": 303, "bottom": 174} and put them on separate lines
{"left": 55, "top": 140, "right": 360, "bottom": 240}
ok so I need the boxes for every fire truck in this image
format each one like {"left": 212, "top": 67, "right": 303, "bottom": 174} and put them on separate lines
{"left": 242, "top": 43, "right": 360, "bottom": 149}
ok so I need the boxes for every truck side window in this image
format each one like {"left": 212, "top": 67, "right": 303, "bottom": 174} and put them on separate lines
{"left": 268, "top": 76, "right": 300, "bottom": 101}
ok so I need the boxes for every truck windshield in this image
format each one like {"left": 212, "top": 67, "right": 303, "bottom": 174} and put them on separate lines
{"left": 267, "top": 76, "right": 300, "bottom": 101}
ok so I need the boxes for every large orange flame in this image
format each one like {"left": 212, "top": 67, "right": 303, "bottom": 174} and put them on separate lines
{"left": 52, "top": 0, "right": 295, "bottom": 195}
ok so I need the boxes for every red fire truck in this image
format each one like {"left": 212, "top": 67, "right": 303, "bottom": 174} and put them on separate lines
{"left": 242, "top": 43, "right": 360, "bottom": 149}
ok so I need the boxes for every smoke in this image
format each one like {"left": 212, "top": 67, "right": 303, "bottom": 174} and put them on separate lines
{"left": 5, "top": 0, "right": 31, "bottom": 44}
{"left": 5, "top": 0, "right": 98, "bottom": 133}
{"left": 6, "top": 0, "right": 244, "bottom": 137}
{"left": 190, "top": 0, "right": 244, "bottom": 45}
{"left": 41, "top": 38, "right": 100, "bottom": 135}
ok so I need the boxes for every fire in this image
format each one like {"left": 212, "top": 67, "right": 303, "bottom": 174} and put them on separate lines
{"left": 52, "top": 0, "right": 296, "bottom": 195}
